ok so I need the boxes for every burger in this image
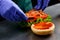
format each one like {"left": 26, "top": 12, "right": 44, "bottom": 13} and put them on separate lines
{"left": 19, "top": 9, "right": 55, "bottom": 35}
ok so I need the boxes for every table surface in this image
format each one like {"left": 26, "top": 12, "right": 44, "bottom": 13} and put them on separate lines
{"left": 0, "top": 3, "right": 60, "bottom": 40}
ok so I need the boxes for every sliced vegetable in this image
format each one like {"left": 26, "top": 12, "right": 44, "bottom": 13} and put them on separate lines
{"left": 33, "top": 22, "right": 52, "bottom": 30}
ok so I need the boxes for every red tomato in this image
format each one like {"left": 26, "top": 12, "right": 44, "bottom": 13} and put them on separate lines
{"left": 26, "top": 10, "right": 48, "bottom": 22}
{"left": 33, "top": 22, "right": 52, "bottom": 30}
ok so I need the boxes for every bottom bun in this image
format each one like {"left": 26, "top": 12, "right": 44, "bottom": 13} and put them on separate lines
{"left": 31, "top": 23, "right": 55, "bottom": 35}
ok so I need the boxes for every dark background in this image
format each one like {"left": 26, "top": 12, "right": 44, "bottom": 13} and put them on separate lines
{"left": 31, "top": 0, "right": 60, "bottom": 7}
{"left": 48, "top": 0, "right": 60, "bottom": 6}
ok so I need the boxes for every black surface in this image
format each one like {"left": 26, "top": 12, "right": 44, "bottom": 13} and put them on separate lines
{"left": 0, "top": 4, "right": 60, "bottom": 40}
{"left": 0, "top": 16, "right": 59, "bottom": 40}
{"left": 48, "top": 0, "right": 60, "bottom": 6}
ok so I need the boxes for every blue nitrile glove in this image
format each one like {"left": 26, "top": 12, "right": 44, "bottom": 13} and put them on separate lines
{"left": 34, "top": 0, "right": 50, "bottom": 10}
{"left": 0, "top": 0, "right": 28, "bottom": 22}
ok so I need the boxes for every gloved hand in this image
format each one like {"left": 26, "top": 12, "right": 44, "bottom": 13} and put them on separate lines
{"left": 34, "top": 0, "right": 50, "bottom": 10}
{"left": 0, "top": 0, "right": 28, "bottom": 22}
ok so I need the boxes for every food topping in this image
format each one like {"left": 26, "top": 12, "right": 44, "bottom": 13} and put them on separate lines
{"left": 33, "top": 22, "right": 52, "bottom": 30}
{"left": 26, "top": 10, "right": 48, "bottom": 22}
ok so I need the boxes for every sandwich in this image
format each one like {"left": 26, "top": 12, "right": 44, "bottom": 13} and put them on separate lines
{"left": 19, "top": 9, "right": 55, "bottom": 35}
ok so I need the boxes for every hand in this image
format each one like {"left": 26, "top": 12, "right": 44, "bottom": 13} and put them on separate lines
{"left": 0, "top": 0, "right": 28, "bottom": 22}
{"left": 34, "top": 0, "right": 50, "bottom": 10}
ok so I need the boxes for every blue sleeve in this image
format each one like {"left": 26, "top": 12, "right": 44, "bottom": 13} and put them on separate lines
{"left": 0, "top": 0, "right": 28, "bottom": 22}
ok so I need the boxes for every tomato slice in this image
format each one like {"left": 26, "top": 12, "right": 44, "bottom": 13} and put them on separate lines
{"left": 26, "top": 10, "right": 48, "bottom": 22}
{"left": 33, "top": 22, "right": 52, "bottom": 30}
{"left": 27, "top": 17, "right": 36, "bottom": 22}
{"left": 39, "top": 10, "right": 48, "bottom": 19}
